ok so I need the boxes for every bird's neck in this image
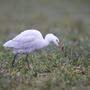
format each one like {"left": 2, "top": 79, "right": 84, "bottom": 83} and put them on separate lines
{"left": 44, "top": 37, "right": 50, "bottom": 46}
{"left": 44, "top": 35, "right": 52, "bottom": 45}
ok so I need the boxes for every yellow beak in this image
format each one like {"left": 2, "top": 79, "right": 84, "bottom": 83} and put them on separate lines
{"left": 58, "top": 41, "right": 64, "bottom": 52}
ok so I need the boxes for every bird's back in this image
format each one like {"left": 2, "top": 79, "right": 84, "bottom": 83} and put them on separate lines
{"left": 3, "top": 29, "right": 44, "bottom": 53}
{"left": 13, "top": 29, "right": 43, "bottom": 41}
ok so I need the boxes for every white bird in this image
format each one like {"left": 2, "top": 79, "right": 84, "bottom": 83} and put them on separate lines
{"left": 3, "top": 29, "right": 61, "bottom": 68}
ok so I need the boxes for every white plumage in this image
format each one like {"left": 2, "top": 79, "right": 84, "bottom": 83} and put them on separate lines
{"left": 3, "top": 29, "right": 60, "bottom": 68}
{"left": 3, "top": 29, "right": 60, "bottom": 54}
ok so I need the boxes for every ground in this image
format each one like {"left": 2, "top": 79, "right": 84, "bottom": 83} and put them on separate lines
{"left": 0, "top": 0, "right": 90, "bottom": 90}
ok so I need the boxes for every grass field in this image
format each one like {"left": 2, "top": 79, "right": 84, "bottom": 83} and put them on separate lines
{"left": 0, "top": 0, "right": 90, "bottom": 90}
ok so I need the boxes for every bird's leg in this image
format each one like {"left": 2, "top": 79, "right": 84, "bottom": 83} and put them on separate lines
{"left": 12, "top": 54, "right": 18, "bottom": 67}
{"left": 25, "top": 54, "right": 32, "bottom": 69}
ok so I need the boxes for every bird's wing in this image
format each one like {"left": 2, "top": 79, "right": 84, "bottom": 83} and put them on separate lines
{"left": 13, "top": 30, "right": 43, "bottom": 42}
{"left": 11, "top": 35, "right": 36, "bottom": 49}
{"left": 10, "top": 30, "right": 44, "bottom": 48}
{"left": 13, "top": 35, "right": 35, "bottom": 43}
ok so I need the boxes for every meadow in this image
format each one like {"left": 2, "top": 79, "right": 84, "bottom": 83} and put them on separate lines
{"left": 0, "top": 0, "right": 90, "bottom": 90}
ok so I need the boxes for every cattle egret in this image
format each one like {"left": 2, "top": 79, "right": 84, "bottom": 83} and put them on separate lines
{"left": 3, "top": 29, "right": 62, "bottom": 68}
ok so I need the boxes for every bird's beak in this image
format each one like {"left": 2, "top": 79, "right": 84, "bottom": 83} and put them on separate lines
{"left": 58, "top": 41, "right": 64, "bottom": 52}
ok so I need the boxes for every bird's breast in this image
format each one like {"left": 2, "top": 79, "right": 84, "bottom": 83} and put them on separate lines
{"left": 34, "top": 39, "right": 48, "bottom": 50}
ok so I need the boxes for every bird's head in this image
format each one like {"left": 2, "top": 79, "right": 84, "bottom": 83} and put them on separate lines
{"left": 45, "top": 34, "right": 60, "bottom": 46}
{"left": 45, "top": 33, "right": 64, "bottom": 51}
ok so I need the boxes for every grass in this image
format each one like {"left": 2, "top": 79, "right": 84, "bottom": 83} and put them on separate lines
{"left": 0, "top": 0, "right": 90, "bottom": 90}
{"left": 0, "top": 28, "right": 90, "bottom": 90}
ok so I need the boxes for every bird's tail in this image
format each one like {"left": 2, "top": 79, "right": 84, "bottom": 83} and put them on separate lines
{"left": 3, "top": 40, "right": 17, "bottom": 48}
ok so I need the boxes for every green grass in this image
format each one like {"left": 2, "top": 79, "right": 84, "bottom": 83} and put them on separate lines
{"left": 0, "top": 29, "right": 90, "bottom": 90}
{"left": 0, "top": 0, "right": 90, "bottom": 90}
